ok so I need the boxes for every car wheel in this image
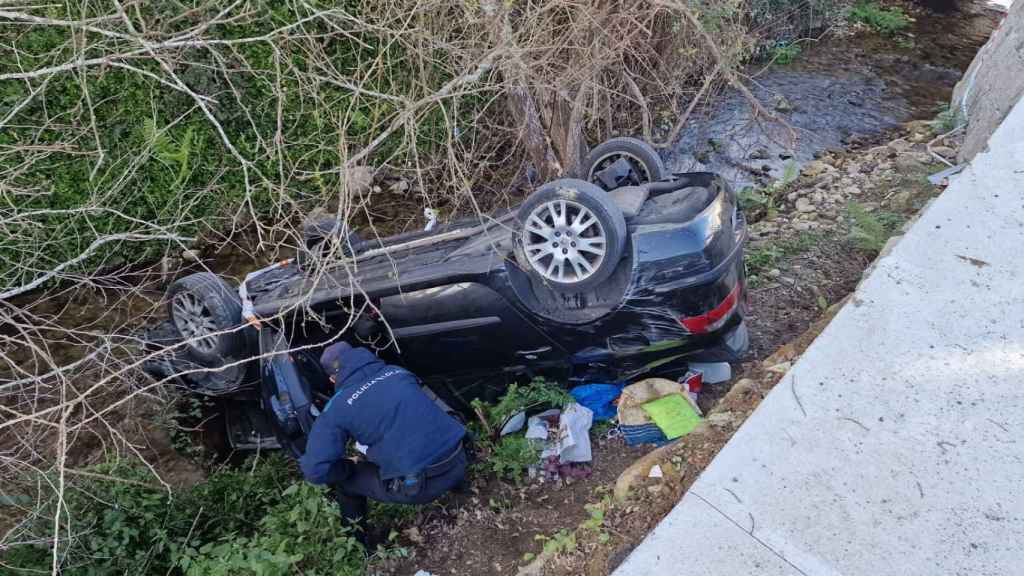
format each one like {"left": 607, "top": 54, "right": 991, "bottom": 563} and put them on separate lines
{"left": 296, "top": 217, "right": 362, "bottom": 270}
{"left": 584, "top": 137, "right": 667, "bottom": 189}
{"left": 166, "top": 273, "right": 244, "bottom": 366}
{"left": 517, "top": 179, "right": 627, "bottom": 292}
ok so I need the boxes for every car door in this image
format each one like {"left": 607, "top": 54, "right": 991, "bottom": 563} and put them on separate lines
{"left": 380, "top": 282, "right": 560, "bottom": 377}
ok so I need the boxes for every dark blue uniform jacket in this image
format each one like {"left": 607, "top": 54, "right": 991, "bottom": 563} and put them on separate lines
{"left": 299, "top": 346, "right": 465, "bottom": 484}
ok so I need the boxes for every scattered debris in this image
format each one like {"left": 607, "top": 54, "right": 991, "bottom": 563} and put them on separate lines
{"left": 956, "top": 254, "right": 990, "bottom": 268}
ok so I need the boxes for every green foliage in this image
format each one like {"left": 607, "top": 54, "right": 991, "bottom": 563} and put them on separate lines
{"left": 847, "top": 203, "right": 903, "bottom": 252}
{"left": 770, "top": 42, "right": 802, "bottom": 65}
{"left": 580, "top": 497, "right": 612, "bottom": 544}
{"left": 467, "top": 378, "right": 571, "bottom": 483}
{"left": 175, "top": 483, "right": 365, "bottom": 576}
{"left": 3, "top": 454, "right": 370, "bottom": 576}
{"left": 737, "top": 187, "right": 778, "bottom": 221}
{"left": 746, "top": 232, "right": 821, "bottom": 282}
{"left": 0, "top": 1, "right": 479, "bottom": 284}
{"left": 487, "top": 435, "right": 541, "bottom": 483}
{"left": 849, "top": 2, "right": 911, "bottom": 35}
{"left": 367, "top": 501, "right": 419, "bottom": 530}
{"left": 471, "top": 377, "right": 573, "bottom": 437}
{"left": 933, "top": 105, "right": 962, "bottom": 134}
{"left": 535, "top": 529, "right": 577, "bottom": 556}
{"left": 746, "top": 244, "right": 784, "bottom": 276}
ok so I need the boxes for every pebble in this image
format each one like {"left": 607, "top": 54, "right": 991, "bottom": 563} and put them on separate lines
{"left": 768, "top": 268, "right": 782, "bottom": 278}
{"left": 801, "top": 160, "right": 830, "bottom": 178}
{"left": 889, "top": 139, "right": 914, "bottom": 153}
{"left": 181, "top": 249, "right": 200, "bottom": 262}
{"left": 795, "top": 198, "right": 815, "bottom": 213}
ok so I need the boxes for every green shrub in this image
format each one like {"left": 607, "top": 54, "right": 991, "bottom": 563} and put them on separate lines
{"left": 849, "top": 2, "right": 911, "bottom": 35}
{"left": 470, "top": 377, "right": 572, "bottom": 440}
{"left": 770, "top": 42, "right": 802, "bottom": 65}
{"left": 0, "top": 1, "right": 479, "bottom": 285}
{"left": 3, "top": 454, "right": 368, "bottom": 576}
{"left": 487, "top": 435, "right": 541, "bottom": 483}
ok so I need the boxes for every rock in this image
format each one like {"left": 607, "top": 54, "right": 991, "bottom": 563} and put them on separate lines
{"left": 889, "top": 139, "right": 914, "bottom": 153}
{"left": 389, "top": 179, "right": 410, "bottom": 194}
{"left": 932, "top": 146, "right": 957, "bottom": 160}
{"left": 706, "top": 412, "right": 739, "bottom": 429}
{"left": 404, "top": 526, "right": 425, "bottom": 544}
{"left": 795, "top": 198, "right": 815, "bottom": 213}
{"left": 786, "top": 191, "right": 800, "bottom": 202}
{"left": 845, "top": 162, "right": 862, "bottom": 176}
{"left": 844, "top": 185, "right": 862, "bottom": 196}
{"left": 768, "top": 268, "right": 782, "bottom": 278}
{"left": 811, "top": 191, "right": 825, "bottom": 203}
{"left": 773, "top": 95, "right": 795, "bottom": 112}
{"left": 896, "top": 156, "right": 924, "bottom": 172}
{"left": 904, "top": 119, "right": 932, "bottom": 133}
{"left": 801, "top": 160, "right": 830, "bottom": 178}
{"left": 181, "top": 249, "right": 201, "bottom": 262}
{"left": 749, "top": 147, "right": 770, "bottom": 160}
{"left": 888, "top": 189, "right": 918, "bottom": 211}
{"left": 342, "top": 165, "right": 374, "bottom": 195}
{"left": 793, "top": 221, "right": 812, "bottom": 231}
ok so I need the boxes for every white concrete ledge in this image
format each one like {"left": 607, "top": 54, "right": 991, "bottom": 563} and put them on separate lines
{"left": 615, "top": 97, "right": 1024, "bottom": 576}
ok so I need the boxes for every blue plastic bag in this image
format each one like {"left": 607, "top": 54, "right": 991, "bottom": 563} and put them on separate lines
{"left": 570, "top": 383, "right": 623, "bottom": 421}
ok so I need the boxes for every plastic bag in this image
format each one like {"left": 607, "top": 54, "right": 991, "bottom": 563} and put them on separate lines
{"left": 525, "top": 405, "right": 594, "bottom": 463}
{"left": 557, "top": 404, "right": 594, "bottom": 463}
{"left": 569, "top": 383, "right": 623, "bottom": 421}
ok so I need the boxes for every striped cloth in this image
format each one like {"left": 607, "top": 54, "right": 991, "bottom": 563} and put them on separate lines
{"left": 620, "top": 422, "right": 669, "bottom": 447}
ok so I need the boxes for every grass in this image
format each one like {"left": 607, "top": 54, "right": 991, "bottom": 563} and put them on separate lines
{"left": 745, "top": 232, "right": 822, "bottom": 284}
{"left": 849, "top": 2, "right": 912, "bottom": 35}
{"left": 846, "top": 202, "right": 904, "bottom": 252}
{"left": 770, "top": 41, "right": 803, "bottom": 65}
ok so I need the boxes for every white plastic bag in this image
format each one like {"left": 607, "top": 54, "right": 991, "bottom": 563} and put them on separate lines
{"left": 556, "top": 404, "right": 594, "bottom": 463}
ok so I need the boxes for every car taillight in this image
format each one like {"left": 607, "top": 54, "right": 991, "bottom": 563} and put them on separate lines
{"left": 679, "top": 282, "right": 741, "bottom": 334}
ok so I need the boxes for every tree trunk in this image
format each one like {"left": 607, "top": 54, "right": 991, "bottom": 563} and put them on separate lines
{"left": 481, "top": 0, "right": 588, "bottom": 182}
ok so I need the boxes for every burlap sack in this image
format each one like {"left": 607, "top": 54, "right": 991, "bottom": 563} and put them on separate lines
{"left": 616, "top": 377, "right": 686, "bottom": 426}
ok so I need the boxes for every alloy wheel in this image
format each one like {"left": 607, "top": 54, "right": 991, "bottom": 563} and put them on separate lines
{"left": 522, "top": 199, "right": 608, "bottom": 284}
{"left": 171, "top": 292, "right": 219, "bottom": 353}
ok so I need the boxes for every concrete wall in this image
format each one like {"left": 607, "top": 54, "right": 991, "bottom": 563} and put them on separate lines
{"left": 952, "top": 1, "right": 1024, "bottom": 162}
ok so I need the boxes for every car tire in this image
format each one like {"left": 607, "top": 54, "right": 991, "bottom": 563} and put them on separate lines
{"left": 296, "top": 217, "right": 361, "bottom": 270}
{"left": 166, "top": 273, "right": 244, "bottom": 366}
{"left": 583, "top": 137, "right": 667, "bottom": 189}
{"left": 517, "top": 178, "right": 627, "bottom": 292}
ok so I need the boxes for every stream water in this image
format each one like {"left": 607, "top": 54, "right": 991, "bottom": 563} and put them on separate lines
{"left": 665, "top": 3, "right": 1000, "bottom": 188}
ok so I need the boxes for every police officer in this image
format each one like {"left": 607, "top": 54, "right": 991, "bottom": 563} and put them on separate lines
{"left": 299, "top": 341, "right": 466, "bottom": 545}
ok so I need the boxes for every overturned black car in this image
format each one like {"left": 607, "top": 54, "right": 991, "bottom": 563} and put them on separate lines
{"left": 144, "top": 138, "right": 749, "bottom": 455}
